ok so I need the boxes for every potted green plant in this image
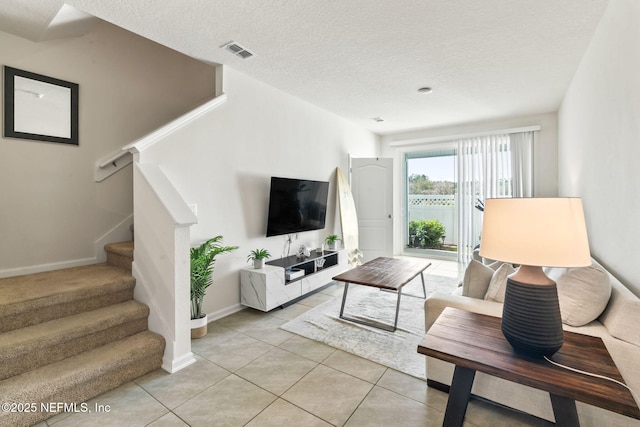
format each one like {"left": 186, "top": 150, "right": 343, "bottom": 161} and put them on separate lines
{"left": 247, "top": 248, "right": 271, "bottom": 269}
{"left": 325, "top": 234, "right": 341, "bottom": 250}
{"left": 190, "top": 236, "right": 238, "bottom": 338}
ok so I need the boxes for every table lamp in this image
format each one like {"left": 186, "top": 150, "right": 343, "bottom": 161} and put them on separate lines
{"left": 479, "top": 198, "right": 591, "bottom": 357}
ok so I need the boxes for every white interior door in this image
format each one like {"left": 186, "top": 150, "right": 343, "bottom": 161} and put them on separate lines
{"left": 351, "top": 157, "right": 393, "bottom": 262}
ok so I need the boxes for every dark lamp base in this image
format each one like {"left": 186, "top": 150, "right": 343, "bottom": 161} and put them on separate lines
{"left": 501, "top": 277, "right": 563, "bottom": 358}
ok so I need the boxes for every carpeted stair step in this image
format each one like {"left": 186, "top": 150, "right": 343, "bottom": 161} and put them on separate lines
{"left": 0, "top": 264, "right": 135, "bottom": 333}
{"left": 0, "top": 331, "right": 165, "bottom": 427}
{"left": 105, "top": 240, "right": 134, "bottom": 271}
{"left": 0, "top": 300, "right": 150, "bottom": 380}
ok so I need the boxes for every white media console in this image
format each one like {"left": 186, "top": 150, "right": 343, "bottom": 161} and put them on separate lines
{"left": 240, "top": 249, "right": 348, "bottom": 311}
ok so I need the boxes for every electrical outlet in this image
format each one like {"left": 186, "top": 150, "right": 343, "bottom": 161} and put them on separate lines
{"left": 188, "top": 203, "right": 197, "bottom": 216}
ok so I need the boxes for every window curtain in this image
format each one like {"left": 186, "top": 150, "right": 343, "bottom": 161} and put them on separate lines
{"left": 456, "top": 134, "right": 511, "bottom": 263}
{"left": 510, "top": 131, "right": 534, "bottom": 197}
{"left": 456, "top": 131, "right": 535, "bottom": 262}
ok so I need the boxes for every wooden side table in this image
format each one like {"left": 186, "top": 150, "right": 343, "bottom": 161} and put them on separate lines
{"left": 418, "top": 307, "right": 640, "bottom": 427}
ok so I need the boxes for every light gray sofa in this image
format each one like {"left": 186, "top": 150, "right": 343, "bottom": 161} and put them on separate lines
{"left": 424, "top": 257, "right": 640, "bottom": 427}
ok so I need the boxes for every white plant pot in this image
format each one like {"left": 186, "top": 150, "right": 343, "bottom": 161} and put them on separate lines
{"left": 253, "top": 259, "right": 265, "bottom": 269}
{"left": 191, "top": 314, "right": 208, "bottom": 339}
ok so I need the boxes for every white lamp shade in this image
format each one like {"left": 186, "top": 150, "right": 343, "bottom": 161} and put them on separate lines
{"left": 479, "top": 198, "right": 591, "bottom": 267}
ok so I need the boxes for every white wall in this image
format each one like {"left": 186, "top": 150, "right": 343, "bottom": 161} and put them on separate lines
{"left": 144, "top": 67, "right": 379, "bottom": 319}
{"left": 558, "top": 0, "right": 640, "bottom": 295}
{"left": 0, "top": 22, "right": 217, "bottom": 274}
{"left": 380, "top": 113, "right": 558, "bottom": 254}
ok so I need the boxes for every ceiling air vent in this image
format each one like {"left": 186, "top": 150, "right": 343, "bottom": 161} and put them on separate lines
{"left": 223, "top": 42, "right": 254, "bottom": 59}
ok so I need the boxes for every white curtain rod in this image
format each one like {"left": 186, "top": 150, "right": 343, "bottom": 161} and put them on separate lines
{"left": 389, "top": 125, "right": 541, "bottom": 147}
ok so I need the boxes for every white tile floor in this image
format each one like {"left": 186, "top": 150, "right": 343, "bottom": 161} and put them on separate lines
{"left": 42, "top": 257, "right": 553, "bottom": 426}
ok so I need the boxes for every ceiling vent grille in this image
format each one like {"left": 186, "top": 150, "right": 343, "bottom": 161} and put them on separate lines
{"left": 223, "top": 42, "right": 254, "bottom": 59}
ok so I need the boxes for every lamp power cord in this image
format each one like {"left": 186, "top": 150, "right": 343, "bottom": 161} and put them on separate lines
{"left": 544, "top": 356, "right": 639, "bottom": 404}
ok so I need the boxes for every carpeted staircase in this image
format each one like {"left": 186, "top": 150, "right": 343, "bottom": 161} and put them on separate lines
{"left": 0, "top": 241, "right": 165, "bottom": 427}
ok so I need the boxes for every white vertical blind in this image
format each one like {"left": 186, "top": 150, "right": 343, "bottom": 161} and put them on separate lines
{"left": 456, "top": 131, "right": 535, "bottom": 262}
{"left": 457, "top": 134, "right": 512, "bottom": 262}
{"left": 510, "top": 131, "right": 534, "bottom": 197}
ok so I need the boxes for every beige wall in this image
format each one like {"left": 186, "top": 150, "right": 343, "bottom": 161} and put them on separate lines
{"left": 558, "top": 0, "right": 640, "bottom": 295}
{"left": 0, "top": 22, "right": 216, "bottom": 274}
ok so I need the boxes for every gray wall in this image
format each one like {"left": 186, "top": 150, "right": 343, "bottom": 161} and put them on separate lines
{"left": 558, "top": 0, "right": 640, "bottom": 295}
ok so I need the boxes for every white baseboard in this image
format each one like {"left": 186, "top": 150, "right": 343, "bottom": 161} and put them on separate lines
{"left": 94, "top": 214, "right": 134, "bottom": 263}
{"left": 0, "top": 215, "right": 134, "bottom": 279}
{"left": 207, "top": 303, "right": 245, "bottom": 322}
{"left": 162, "top": 351, "right": 196, "bottom": 374}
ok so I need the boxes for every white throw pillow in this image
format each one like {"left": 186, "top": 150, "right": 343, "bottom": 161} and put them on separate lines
{"left": 599, "top": 285, "right": 640, "bottom": 346}
{"left": 462, "top": 260, "right": 495, "bottom": 299}
{"left": 484, "top": 263, "right": 516, "bottom": 303}
{"left": 545, "top": 264, "right": 611, "bottom": 327}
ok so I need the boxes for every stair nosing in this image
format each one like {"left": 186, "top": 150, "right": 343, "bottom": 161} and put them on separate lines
{"left": 0, "top": 331, "right": 164, "bottom": 427}
{"left": 0, "top": 264, "right": 135, "bottom": 309}
{"left": 104, "top": 241, "right": 134, "bottom": 258}
{"left": 0, "top": 252, "right": 167, "bottom": 427}
{"left": 0, "top": 300, "right": 149, "bottom": 353}
{"left": 0, "top": 331, "right": 164, "bottom": 392}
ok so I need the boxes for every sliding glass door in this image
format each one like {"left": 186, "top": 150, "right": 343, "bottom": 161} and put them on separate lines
{"left": 402, "top": 131, "right": 533, "bottom": 262}
{"left": 404, "top": 148, "right": 458, "bottom": 259}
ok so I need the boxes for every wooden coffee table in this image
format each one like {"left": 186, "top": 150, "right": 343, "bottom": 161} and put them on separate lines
{"left": 418, "top": 307, "right": 640, "bottom": 427}
{"left": 332, "top": 257, "right": 431, "bottom": 332}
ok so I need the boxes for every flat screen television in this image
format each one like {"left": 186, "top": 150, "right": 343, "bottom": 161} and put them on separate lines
{"left": 266, "top": 176, "right": 329, "bottom": 237}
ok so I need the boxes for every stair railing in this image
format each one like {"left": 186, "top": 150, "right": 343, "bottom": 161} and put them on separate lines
{"left": 130, "top": 162, "right": 197, "bottom": 373}
{"left": 122, "top": 92, "right": 228, "bottom": 373}
{"left": 95, "top": 149, "right": 133, "bottom": 182}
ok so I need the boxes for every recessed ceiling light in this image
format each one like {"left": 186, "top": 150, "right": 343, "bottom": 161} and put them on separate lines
{"left": 371, "top": 117, "right": 384, "bottom": 123}
{"left": 417, "top": 87, "right": 433, "bottom": 94}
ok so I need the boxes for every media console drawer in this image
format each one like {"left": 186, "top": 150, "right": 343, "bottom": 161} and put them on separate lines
{"left": 285, "top": 268, "right": 305, "bottom": 281}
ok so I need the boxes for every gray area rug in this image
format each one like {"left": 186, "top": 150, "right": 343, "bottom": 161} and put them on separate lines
{"left": 281, "top": 274, "right": 460, "bottom": 379}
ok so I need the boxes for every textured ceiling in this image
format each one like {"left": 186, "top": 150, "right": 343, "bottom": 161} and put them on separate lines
{"left": 0, "top": 0, "right": 610, "bottom": 135}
